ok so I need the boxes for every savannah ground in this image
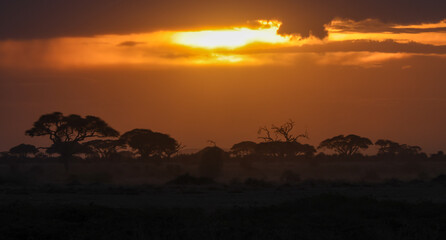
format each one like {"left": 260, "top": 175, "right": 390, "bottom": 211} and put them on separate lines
{"left": 1, "top": 159, "right": 446, "bottom": 240}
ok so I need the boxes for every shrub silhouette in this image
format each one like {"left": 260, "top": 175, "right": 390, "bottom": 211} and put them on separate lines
{"left": 256, "top": 141, "right": 316, "bottom": 158}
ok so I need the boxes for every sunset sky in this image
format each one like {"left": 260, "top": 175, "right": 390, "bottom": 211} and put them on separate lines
{"left": 1, "top": 0, "right": 446, "bottom": 153}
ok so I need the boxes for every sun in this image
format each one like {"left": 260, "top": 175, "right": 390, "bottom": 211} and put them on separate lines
{"left": 171, "top": 20, "right": 291, "bottom": 49}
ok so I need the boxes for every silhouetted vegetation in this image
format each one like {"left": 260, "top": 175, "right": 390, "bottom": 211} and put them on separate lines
{"left": 375, "top": 139, "right": 425, "bottom": 160}
{"left": 1, "top": 114, "right": 446, "bottom": 185}
{"left": 318, "top": 135, "right": 373, "bottom": 156}
{"left": 9, "top": 144, "right": 38, "bottom": 158}
{"left": 26, "top": 112, "right": 119, "bottom": 158}
{"left": 2, "top": 114, "right": 446, "bottom": 239}
{"left": 120, "top": 129, "right": 182, "bottom": 161}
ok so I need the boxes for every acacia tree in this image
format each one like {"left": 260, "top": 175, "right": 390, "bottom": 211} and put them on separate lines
{"left": 375, "top": 139, "right": 401, "bottom": 156}
{"left": 9, "top": 144, "right": 38, "bottom": 158}
{"left": 318, "top": 134, "right": 373, "bottom": 156}
{"left": 120, "top": 129, "right": 182, "bottom": 160}
{"left": 257, "top": 120, "right": 313, "bottom": 158}
{"left": 375, "top": 139, "right": 422, "bottom": 159}
{"left": 25, "top": 112, "right": 119, "bottom": 158}
{"left": 230, "top": 141, "right": 257, "bottom": 157}
{"left": 84, "top": 139, "right": 123, "bottom": 159}
{"left": 258, "top": 119, "right": 308, "bottom": 143}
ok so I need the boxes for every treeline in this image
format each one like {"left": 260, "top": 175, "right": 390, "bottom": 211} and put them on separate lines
{"left": 230, "top": 120, "right": 445, "bottom": 162}
{"left": 1, "top": 112, "right": 181, "bottom": 163}
{"left": 1, "top": 113, "right": 445, "bottom": 162}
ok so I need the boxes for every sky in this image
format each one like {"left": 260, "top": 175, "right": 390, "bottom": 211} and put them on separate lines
{"left": 1, "top": 0, "right": 446, "bottom": 153}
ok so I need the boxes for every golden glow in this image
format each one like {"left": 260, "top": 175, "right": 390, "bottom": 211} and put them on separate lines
{"left": 2, "top": 19, "right": 446, "bottom": 69}
{"left": 171, "top": 20, "right": 291, "bottom": 49}
{"left": 393, "top": 20, "right": 446, "bottom": 29}
{"left": 315, "top": 52, "right": 411, "bottom": 67}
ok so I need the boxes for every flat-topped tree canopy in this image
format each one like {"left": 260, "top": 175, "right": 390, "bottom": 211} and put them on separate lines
{"left": 9, "top": 143, "right": 38, "bottom": 157}
{"left": 25, "top": 112, "right": 120, "bottom": 144}
{"left": 120, "top": 129, "right": 181, "bottom": 160}
{"left": 318, "top": 134, "right": 373, "bottom": 156}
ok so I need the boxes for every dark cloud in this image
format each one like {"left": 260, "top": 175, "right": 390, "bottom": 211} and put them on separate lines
{"left": 118, "top": 41, "right": 146, "bottom": 47}
{"left": 0, "top": 0, "right": 445, "bottom": 40}
{"left": 329, "top": 19, "right": 446, "bottom": 34}
{"left": 301, "top": 40, "right": 446, "bottom": 54}
{"left": 230, "top": 40, "right": 446, "bottom": 55}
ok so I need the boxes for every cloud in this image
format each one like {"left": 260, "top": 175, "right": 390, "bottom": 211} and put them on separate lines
{"left": 327, "top": 19, "right": 446, "bottom": 34}
{"left": 313, "top": 52, "right": 412, "bottom": 68}
{"left": 1, "top": 35, "right": 445, "bottom": 69}
{"left": 117, "top": 41, "right": 146, "bottom": 47}
{"left": 232, "top": 40, "right": 446, "bottom": 55}
{"left": 1, "top": 0, "right": 446, "bottom": 40}
{"left": 1, "top": 15, "right": 446, "bottom": 69}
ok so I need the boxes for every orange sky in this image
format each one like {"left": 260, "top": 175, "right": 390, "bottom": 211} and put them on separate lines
{"left": 1, "top": 1, "right": 446, "bottom": 153}
{"left": 1, "top": 19, "right": 446, "bottom": 69}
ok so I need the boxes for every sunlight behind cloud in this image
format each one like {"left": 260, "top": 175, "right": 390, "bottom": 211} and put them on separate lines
{"left": 171, "top": 20, "right": 291, "bottom": 49}
{"left": 1, "top": 18, "right": 446, "bottom": 69}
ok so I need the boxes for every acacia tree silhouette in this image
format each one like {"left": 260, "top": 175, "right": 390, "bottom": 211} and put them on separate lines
{"left": 84, "top": 139, "right": 123, "bottom": 160}
{"left": 25, "top": 112, "right": 119, "bottom": 170}
{"left": 120, "top": 129, "right": 182, "bottom": 161}
{"left": 9, "top": 144, "right": 38, "bottom": 158}
{"left": 231, "top": 141, "right": 257, "bottom": 157}
{"left": 318, "top": 134, "right": 373, "bottom": 157}
{"left": 257, "top": 120, "right": 313, "bottom": 158}
{"left": 375, "top": 139, "right": 422, "bottom": 159}
{"left": 258, "top": 119, "right": 308, "bottom": 143}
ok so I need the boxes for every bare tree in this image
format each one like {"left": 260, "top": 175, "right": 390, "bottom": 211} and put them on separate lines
{"left": 258, "top": 119, "right": 308, "bottom": 143}
{"left": 257, "top": 126, "right": 277, "bottom": 142}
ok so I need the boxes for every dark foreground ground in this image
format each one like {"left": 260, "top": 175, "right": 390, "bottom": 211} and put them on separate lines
{"left": 1, "top": 180, "right": 446, "bottom": 240}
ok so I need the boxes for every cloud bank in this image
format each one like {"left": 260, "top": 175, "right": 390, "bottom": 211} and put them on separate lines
{"left": 1, "top": 0, "right": 445, "bottom": 40}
